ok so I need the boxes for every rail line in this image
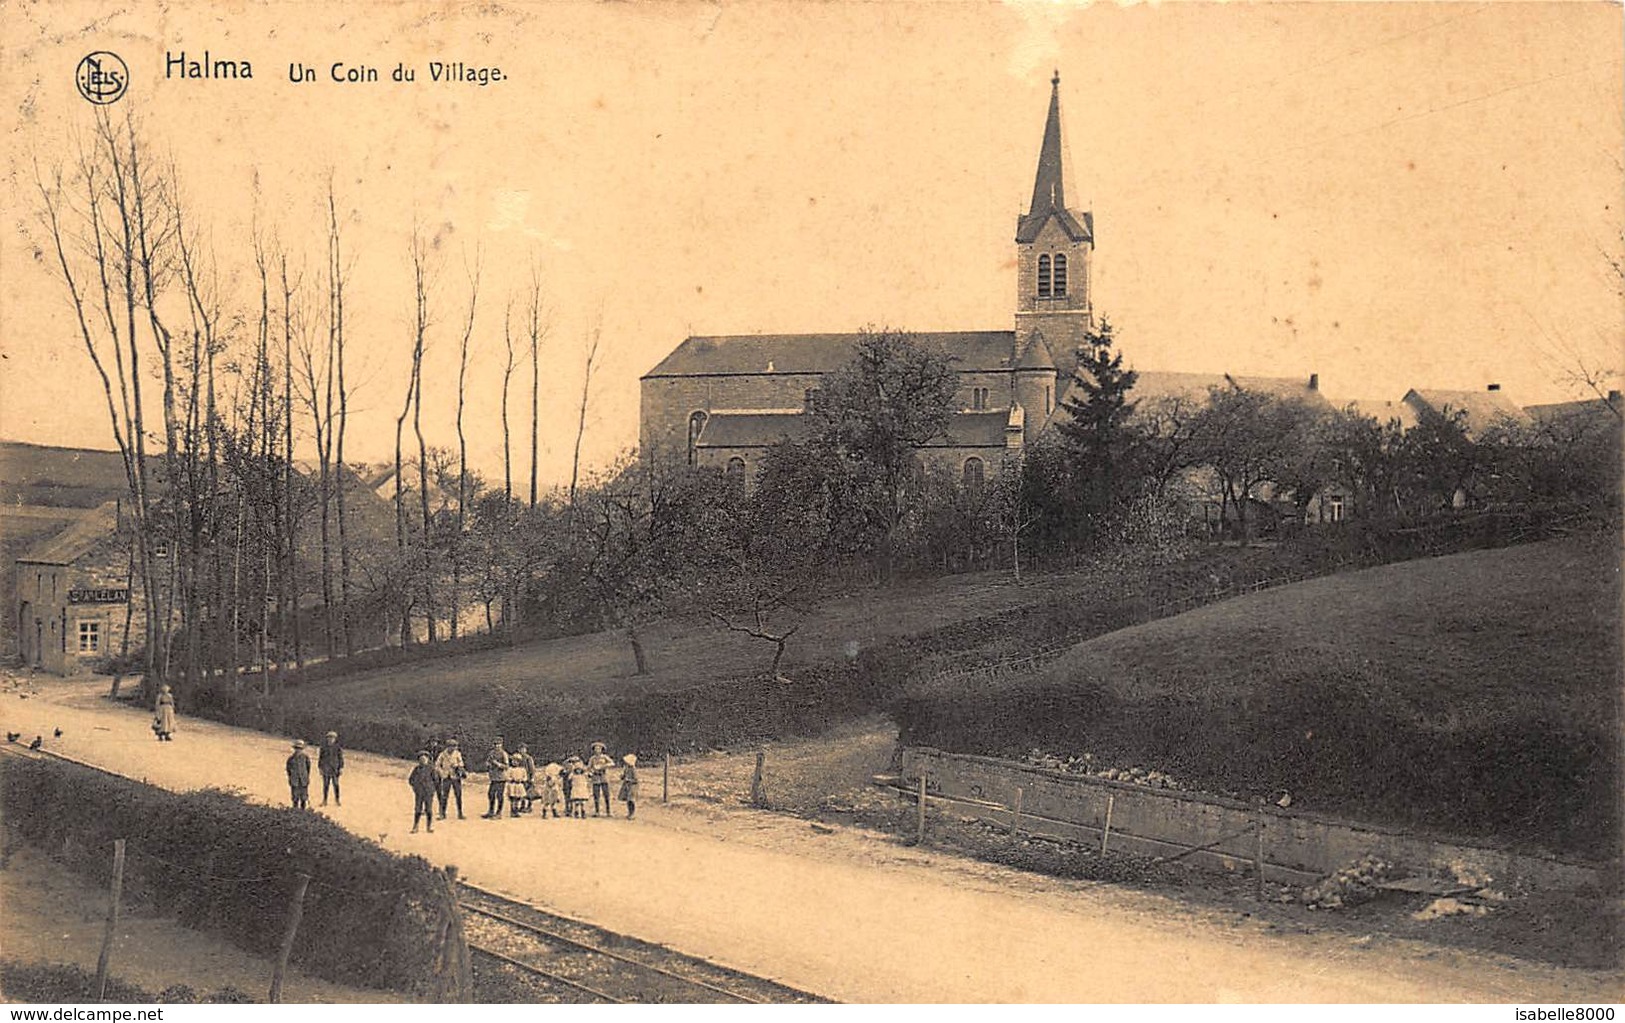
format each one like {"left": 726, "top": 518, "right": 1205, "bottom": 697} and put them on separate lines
{"left": 459, "top": 882, "right": 825, "bottom": 1004}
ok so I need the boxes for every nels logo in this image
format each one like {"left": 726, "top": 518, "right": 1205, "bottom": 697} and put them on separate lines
{"left": 76, "top": 51, "right": 128, "bottom": 105}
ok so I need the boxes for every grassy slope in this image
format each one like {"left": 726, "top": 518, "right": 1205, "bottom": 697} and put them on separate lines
{"left": 1040, "top": 531, "right": 1619, "bottom": 730}
{"left": 290, "top": 558, "right": 1110, "bottom": 724}
{"left": 905, "top": 531, "right": 1621, "bottom": 858}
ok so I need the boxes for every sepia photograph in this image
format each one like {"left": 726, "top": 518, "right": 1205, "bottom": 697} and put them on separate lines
{"left": 0, "top": 0, "right": 1620, "bottom": 1007}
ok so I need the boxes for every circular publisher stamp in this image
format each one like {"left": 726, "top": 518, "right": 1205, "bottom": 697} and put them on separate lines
{"left": 76, "top": 51, "right": 129, "bottom": 105}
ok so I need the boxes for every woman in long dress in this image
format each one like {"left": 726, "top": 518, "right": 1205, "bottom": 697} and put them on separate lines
{"left": 153, "top": 685, "right": 176, "bottom": 741}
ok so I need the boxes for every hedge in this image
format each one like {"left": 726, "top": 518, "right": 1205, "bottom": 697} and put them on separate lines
{"left": 0, "top": 756, "right": 445, "bottom": 997}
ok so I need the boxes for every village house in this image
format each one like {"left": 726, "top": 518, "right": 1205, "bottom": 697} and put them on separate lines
{"left": 14, "top": 501, "right": 146, "bottom": 674}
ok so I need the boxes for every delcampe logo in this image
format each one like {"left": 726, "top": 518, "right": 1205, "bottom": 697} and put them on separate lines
{"left": 76, "top": 51, "right": 128, "bottom": 104}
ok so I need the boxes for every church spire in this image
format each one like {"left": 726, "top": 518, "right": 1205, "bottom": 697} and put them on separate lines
{"left": 1016, "top": 71, "right": 1091, "bottom": 244}
{"left": 1029, "top": 70, "right": 1068, "bottom": 217}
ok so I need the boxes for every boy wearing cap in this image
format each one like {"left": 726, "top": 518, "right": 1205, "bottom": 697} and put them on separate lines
{"left": 318, "top": 730, "right": 344, "bottom": 807}
{"left": 587, "top": 742, "right": 614, "bottom": 817}
{"left": 435, "top": 739, "right": 466, "bottom": 819}
{"left": 483, "top": 737, "right": 510, "bottom": 818}
{"left": 409, "top": 751, "right": 439, "bottom": 833}
{"left": 286, "top": 740, "right": 312, "bottom": 809}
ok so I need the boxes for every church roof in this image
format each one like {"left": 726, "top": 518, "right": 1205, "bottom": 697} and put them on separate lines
{"left": 695, "top": 411, "right": 809, "bottom": 448}
{"left": 1016, "top": 73, "right": 1092, "bottom": 245}
{"left": 644, "top": 331, "right": 1018, "bottom": 378}
{"left": 695, "top": 409, "right": 1014, "bottom": 450}
{"left": 1014, "top": 334, "right": 1057, "bottom": 371}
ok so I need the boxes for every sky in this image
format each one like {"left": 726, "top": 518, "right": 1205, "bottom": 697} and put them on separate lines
{"left": 2, "top": 0, "right": 1621, "bottom": 487}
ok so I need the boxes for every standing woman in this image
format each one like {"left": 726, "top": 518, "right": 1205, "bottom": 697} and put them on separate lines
{"left": 618, "top": 754, "right": 639, "bottom": 820}
{"left": 153, "top": 685, "right": 177, "bottom": 742}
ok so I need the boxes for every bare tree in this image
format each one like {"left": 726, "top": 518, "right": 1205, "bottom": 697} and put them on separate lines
{"left": 328, "top": 183, "right": 355, "bottom": 657}
{"left": 279, "top": 252, "right": 305, "bottom": 671}
{"left": 34, "top": 109, "right": 180, "bottom": 695}
{"left": 526, "top": 261, "right": 545, "bottom": 509}
{"left": 410, "top": 230, "right": 437, "bottom": 643}
{"left": 501, "top": 296, "right": 515, "bottom": 502}
{"left": 451, "top": 246, "right": 482, "bottom": 642}
{"left": 568, "top": 313, "right": 602, "bottom": 525}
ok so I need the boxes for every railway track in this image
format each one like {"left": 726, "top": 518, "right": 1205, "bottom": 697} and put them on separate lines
{"left": 1, "top": 745, "right": 826, "bottom": 1002}
{"left": 459, "top": 882, "right": 827, "bottom": 1004}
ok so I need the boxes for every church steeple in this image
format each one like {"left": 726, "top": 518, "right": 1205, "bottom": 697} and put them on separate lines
{"left": 1029, "top": 70, "right": 1069, "bottom": 218}
{"left": 1017, "top": 71, "right": 1092, "bottom": 244}
{"left": 1014, "top": 70, "right": 1094, "bottom": 393}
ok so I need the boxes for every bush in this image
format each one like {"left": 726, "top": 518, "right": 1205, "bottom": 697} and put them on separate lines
{"left": 0, "top": 961, "right": 156, "bottom": 1003}
{"left": 0, "top": 757, "right": 445, "bottom": 996}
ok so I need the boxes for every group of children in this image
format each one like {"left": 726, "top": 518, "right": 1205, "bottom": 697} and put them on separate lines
{"left": 410, "top": 736, "right": 638, "bottom": 834}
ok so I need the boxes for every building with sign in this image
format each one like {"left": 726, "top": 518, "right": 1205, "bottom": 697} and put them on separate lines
{"left": 14, "top": 500, "right": 145, "bottom": 675}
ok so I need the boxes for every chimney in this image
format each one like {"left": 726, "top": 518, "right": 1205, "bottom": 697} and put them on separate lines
{"left": 1486, "top": 383, "right": 1500, "bottom": 392}
{"left": 1308, "top": 373, "right": 1319, "bottom": 391}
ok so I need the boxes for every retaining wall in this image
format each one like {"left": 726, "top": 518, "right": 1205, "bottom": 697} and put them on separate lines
{"left": 899, "top": 747, "right": 1604, "bottom": 889}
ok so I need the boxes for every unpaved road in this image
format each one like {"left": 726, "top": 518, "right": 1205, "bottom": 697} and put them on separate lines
{"left": 2, "top": 676, "right": 1618, "bottom": 1004}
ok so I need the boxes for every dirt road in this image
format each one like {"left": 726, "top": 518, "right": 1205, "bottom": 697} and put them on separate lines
{"left": 2, "top": 676, "right": 1617, "bottom": 1003}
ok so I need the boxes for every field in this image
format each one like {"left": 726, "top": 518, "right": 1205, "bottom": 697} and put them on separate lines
{"left": 235, "top": 523, "right": 1619, "bottom": 859}
{"left": 280, "top": 549, "right": 1201, "bottom": 734}
{"left": 897, "top": 531, "right": 1622, "bottom": 859}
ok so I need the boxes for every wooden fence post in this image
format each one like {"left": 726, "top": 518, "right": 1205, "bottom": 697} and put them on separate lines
{"left": 94, "top": 839, "right": 125, "bottom": 1002}
{"left": 662, "top": 753, "right": 670, "bottom": 804}
{"left": 1100, "top": 795, "right": 1115, "bottom": 856}
{"left": 915, "top": 773, "right": 927, "bottom": 845}
{"left": 1009, "top": 787, "right": 1023, "bottom": 838}
{"left": 1253, "top": 822, "right": 1266, "bottom": 901}
{"left": 268, "top": 873, "right": 311, "bottom": 1004}
{"left": 750, "top": 749, "right": 766, "bottom": 807}
{"left": 442, "top": 865, "right": 472, "bottom": 1001}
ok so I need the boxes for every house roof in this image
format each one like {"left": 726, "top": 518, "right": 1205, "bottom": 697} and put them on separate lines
{"left": 1342, "top": 398, "right": 1419, "bottom": 431}
{"left": 644, "top": 331, "right": 1018, "bottom": 378}
{"left": 695, "top": 409, "right": 1015, "bottom": 451}
{"left": 1124, "top": 371, "right": 1231, "bottom": 407}
{"left": 1226, "top": 374, "right": 1332, "bottom": 410}
{"left": 1525, "top": 395, "right": 1623, "bottom": 429}
{"left": 17, "top": 500, "right": 121, "bottom": 565}
{"left": 1015, "top": 73, "right": 1092, "bottom": 245}
{"left": 1403, "top": 388, "right": 1531, "bottom": 437}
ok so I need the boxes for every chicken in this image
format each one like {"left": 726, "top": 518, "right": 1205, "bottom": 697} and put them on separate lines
{"left": 52, "top": 728, "right": 62, "bottom": 739}
{"left": 28, "top": 736, "right": 43, "bottom": 750}
{"left": 5, "top": 732, "right": 18, "bottom": 743}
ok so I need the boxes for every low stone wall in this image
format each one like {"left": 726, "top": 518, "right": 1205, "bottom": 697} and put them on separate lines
{"left": 899, "top": 747, "right": 1603, "bottom": 889}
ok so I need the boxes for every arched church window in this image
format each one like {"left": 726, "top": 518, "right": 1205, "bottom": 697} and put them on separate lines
{"left": 963, "top": 457, "right": 985, "bottom": 493}
{"left": 1053, "top": 254, "right": 1068, "bottom": 297}
{"left": 726, "top": 456, "right": 747, "bottom": 478}
{"left": 687, "top": 411, "right": 709, "bottom": 466}
{"left": 1037, "top": 255, "right": 1051, "bottom": 298}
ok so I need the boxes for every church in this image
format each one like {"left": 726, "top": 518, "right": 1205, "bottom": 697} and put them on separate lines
{"left": 638, "top": 74, "right": 1311, "bottom": 490}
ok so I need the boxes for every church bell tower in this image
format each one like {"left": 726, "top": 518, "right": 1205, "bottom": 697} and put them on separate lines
{"left": 1014, "top": 71, "right": 1094, "bottom": 384}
